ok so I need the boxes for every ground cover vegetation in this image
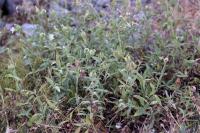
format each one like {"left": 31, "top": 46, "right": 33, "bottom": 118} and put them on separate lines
{"left": 0, "top": 0, "right": 200, "bottom": 132}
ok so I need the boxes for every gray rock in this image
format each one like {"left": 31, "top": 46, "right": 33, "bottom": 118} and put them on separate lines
{"left": 5, "top": 23, "right": 14, "bottom": 31}
{"left": 0, "top": 0, "right": 16, "bottom": 16}
{"left": 133, "top": 11, "right": 146, "bottom": 22}
{"left": 49, "top": 1, "right": 69, "bottom": 17}
{"left": 130, "top": 0, "right": 151, "bottom": 7}
{"left": 0, "top": 22, "right": 17, "bottom": 32}
{"left": 92, "top": 0, "right": 110, "bottom": 7}
{"left": 0, "top": 20, "right": 6, "bottom": 29}
{"left": 59, "top": 0, "right": 72, "bottom": 10}
{"left": 0, "top": 46, "right": 7, "bottom": 54}
{"left": 0, "top": 0, "right": 5, "bottom": 8}
{"left": 96, "top": 0, "right": 110, "bottom": 6}
{"left": 22, "top": 23, "right": 38, "bottom": 36}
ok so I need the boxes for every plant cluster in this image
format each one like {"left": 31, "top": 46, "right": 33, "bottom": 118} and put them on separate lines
{"left": 0, "top": 0, "right": 199, "bottom": 132}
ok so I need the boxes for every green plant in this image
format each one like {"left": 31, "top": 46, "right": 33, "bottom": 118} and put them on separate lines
{"left": 0, "top": 0, "right": 199, "bottom": 132}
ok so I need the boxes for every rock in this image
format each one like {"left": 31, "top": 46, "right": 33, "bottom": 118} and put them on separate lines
{"left": 0, "top": 46, "right": 7, "bottom": 54}
{"left": 0, "top": 0, "right": 5, "bottom": 7}
{"left": 22, "top": 23, "right": 38, "bottom": 37}
{"left": 0, "top": 20, "right": 6, "bottom": 29}
{"left": 13, "top": 0, "right": 23, "bottom": 5}
{"left": 92, "top": 0, "right": 110, "bottom": 8}
{"left": 0, "top": 0, "right": 16, "bottom": 16}
{"left": 49, "top": 1, "right": 69, "bottom": 17}
{"left": 133, "top": 11, "right": 145, "bottom": 22}
{"left": 0, "top": 22, "right": 16, "bottom": 32}
{"left": 130, "top": 0, "right": 151, "bottom": 7}
{"left": 59, "top": 0, "right": 73, "bottom": 10}
{"left": 16, "top": 0, "right": 35, "bottom": 15}
{"left": 5, "top": 23, "right": 14, "bottom": 31}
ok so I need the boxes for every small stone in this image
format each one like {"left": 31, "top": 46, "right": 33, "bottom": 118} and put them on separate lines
{"left": 93, "top": 0, "right": 110, "bottom": 7}
{"left": 22, "top": 23, "right": 38, "bottom": 37}
{"left": 0, "top": 21, "right": 6, "bottom": 29}
{"left": 49, "top": 1, "right": 69, "bottom": 17}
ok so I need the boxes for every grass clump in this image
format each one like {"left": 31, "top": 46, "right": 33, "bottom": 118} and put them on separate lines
{"left": 0, "top": 1, "right": 200, "bottom": 132}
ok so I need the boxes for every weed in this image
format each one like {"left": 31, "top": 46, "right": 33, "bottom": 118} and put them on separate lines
{"left": 0, "top": 0, "right": 199, "bottom": 132}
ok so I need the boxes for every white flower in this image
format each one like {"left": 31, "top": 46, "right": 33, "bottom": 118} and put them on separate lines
{"left": 164, "top": 57, "right": 169, "bottom": 63}
{"left": 48, "top": 34, "right": 55, "bottom": 41}
{"left": 89, "top": 49, "right": 96, "bottom": 55}
{"left": 10, "top": 27, "right": 15, "bottom": 34}
{"left": 115, "top": 122, "right": 122, "bottom": 129}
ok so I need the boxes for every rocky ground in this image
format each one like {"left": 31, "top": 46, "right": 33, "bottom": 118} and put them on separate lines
{"left": 0, "top": 0, "right": 152, "bottom": 40}
{"left": 1, "top": 0, "right": 199, "bottom": 51}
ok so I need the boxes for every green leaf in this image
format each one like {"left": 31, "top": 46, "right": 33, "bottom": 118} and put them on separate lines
{"left": 134, "top": 107, "right": 147, "bottom": 117}
{"left": 176, "top": 71, "right": 188, "bottom": 78}
{"left": 149, "top": 83, "right": 156, "bottom": 96}
{"left": 56, "top": 50, "right": 61, "bottom": 68}
{"left": 46, "top": 99, "right": 58, "bottom": 110}
{"left": 154, "top": 95, "right": 161, "bottom": 105}
{"left": 54, "top": 86, "right": 61, "bottom": 92}
{"left": 133, "top": 95, "right": 147, "bottom": 106}
{"left": 75, "top": 127, "right": 81, "bottom": 133}
{"left": 81, "top": 31, "right": 87, "bottom": 43}
{"left": 5, "top": 74, "right": 21, "bottom": 81}
{"left": 45, "top": 77, "right": 54, "bottom": 86}
{"left": 85, "top": 115, "right": 91, "bottom": 125}
{"left": 28, "top": 113, "right": 43, "bottom": 126}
